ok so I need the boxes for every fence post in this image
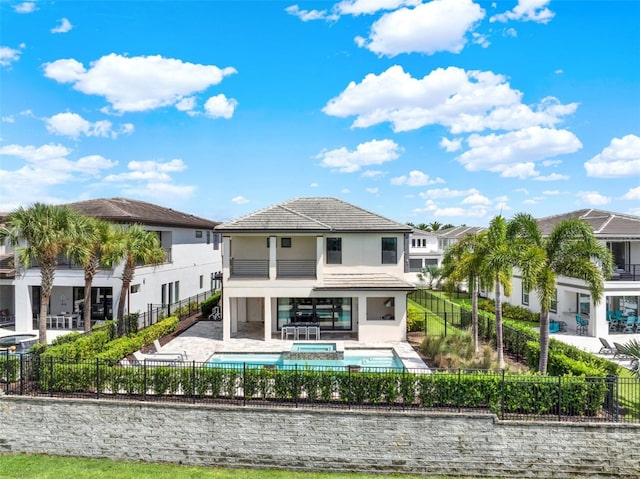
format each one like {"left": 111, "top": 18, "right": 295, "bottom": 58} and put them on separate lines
{"left": 243, "top": 363, "right": 246, "bottom": 407}
{"left": 192, "top": 360, "right": 196, "bottom": 404}
{"left": 444, "top": 313, "right": 448, "bottom": 338}
{"left": 49, "top": 356, "right": 54, "bottom": 397}
{"left": 423, "top": 312, "right": 427, "bottom": 337}
{"left": 500, "top": 369, "right": 505, "bottom": 420}
{"left": 557, "top": 375, "right": 562, "bottom": 421}
{"left": 143, "top": 360, "right": 147, "bottom": 400}
{"left": 19, "top": 354, "right": 24, "bottom": 395}
{"left": 457, "top": 368, "right": 461, "bottom": 412}
{"left": 96, "top": 358, "right": 100, "bottom": 399}
{"left": 3, "top": 349, "right": 8, "bottom": 395}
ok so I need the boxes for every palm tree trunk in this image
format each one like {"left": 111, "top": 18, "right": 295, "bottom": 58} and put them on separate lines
{"left": 539, "top": 309, "right": 550, "bottom": 374}
{"left": 495, "top": 279, "right": 504, "bottom": 369}
{"left": 116, "top": 261, "right": 134, "bottom": 336}
{"left": 83, "top": 276, "right": 92, "bottom": 334}
{"left": 38, "top": 265, "right": 55, "bottom": 345}
{"left": 38, "top": 293, "right": 49, "bottom": 345}
{"left": 471, "top": 278, "right": 479, "bottom": 355}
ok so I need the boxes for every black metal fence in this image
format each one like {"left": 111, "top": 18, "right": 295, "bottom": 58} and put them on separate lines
{"left": 135, "top": 290, "right": 216, "bottom": 330}
{"left": 1, "top": 353, "right": 638, "bottom": 422}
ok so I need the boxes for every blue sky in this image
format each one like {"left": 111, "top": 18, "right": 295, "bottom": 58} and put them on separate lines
{"left": 1, "top": 0, "right": 638, "bottom": 226}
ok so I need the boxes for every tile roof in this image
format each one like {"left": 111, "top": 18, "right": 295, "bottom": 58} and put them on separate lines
{"left": 536, "top": 209, "right": 640, "bottom": 237}
{"left": 436, "top": 225, "right": 485, "bottom": 238}
{"left": 65, "top": 198, "right": 219, "bottom": 229}
{"left": 314, "top": 273, "right": 416, "bottom": 291}
{"left": 216, "top": 197, "right": 413, "bottom": 233}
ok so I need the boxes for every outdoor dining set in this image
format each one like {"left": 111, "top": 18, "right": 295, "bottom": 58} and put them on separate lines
{"left": 280, "top": 324, "right": 321, "bottom": 340}
{"left": 607, "top": 310, "right": 639, "bottom": 334}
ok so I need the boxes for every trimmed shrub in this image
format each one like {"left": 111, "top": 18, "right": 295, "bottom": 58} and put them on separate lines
{"left": 201, "top": 291, "right": 221, "bottom": 318}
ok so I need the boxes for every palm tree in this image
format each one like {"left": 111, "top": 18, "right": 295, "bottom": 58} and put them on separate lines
{"left": 67, "top": 216, "right": 118, "bottom": 333}
{"left": 417, "top": 264, "right": 442, "bottom": 290}
{"left": 428, "top": 221, "right": 443, "bottom": 232}
{"left": 441, "top": 232, "right": 487, "bottom": 355}
{"left": 617, "top": 339, "right": 640, "bottom": 377}
{"left": 0, "top": 203, "right": 83, "bottom": 344}
{"left": 480, "top": 215, "right": 517, "bottom": 369}
{"left": 508, "top": 213, "right": 613, "bottom": 374}
{"left": 107, "top": 224, "right": 165, "bottom": 336}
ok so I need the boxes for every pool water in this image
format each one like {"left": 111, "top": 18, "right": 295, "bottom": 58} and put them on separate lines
{"left": 207, "top": 349, "right": 403, "bottom": 370}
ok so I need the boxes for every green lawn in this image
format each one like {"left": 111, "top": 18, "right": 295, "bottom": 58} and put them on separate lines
{"left": 0, "top": 454, "right": 477, "bottom": 479}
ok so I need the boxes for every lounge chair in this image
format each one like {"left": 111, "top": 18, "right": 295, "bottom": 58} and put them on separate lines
{"left": 152, "top": 339, "right": 188, "bottom": 360}
{"left": 612, "top": 342, "right": 634, "bottom": 360}
{"left": 133, "top": 351, "right": 182, "bottom": 364}
{"left": 598, "top": 337, "right": 616, "bottom": 355}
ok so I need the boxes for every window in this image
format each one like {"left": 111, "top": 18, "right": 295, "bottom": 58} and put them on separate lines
{"left": 522, "top": 288, "right": 529, "bottom": 306}
{"left": 281, "top": 237, "right": 292, "bottom": 248}
{"left": 213, "top": 233, "right": 220, "bottom": 250}
{"left": 550, "top": 289, "right": 558, "bottom": 313}
{"left": 174, "top": 281, "right": 180, "bottom": 302}
{"left": 381, "top": 237, "right": 397, "bottom": 264}
{"left": 130, "top": 284, "right": 140, "bottom": 294}
{"left": 199, "top": 275, "right": 204, "bottom": 289}
{"left": 411, "top": 239, "right": 416, "bottom": 247}
{"left": 409, "top": 259, "right": 422, "bottom": 272}
{"left": 326, "top": 237, "right": 342, "bottom": 264}
{"left": 206, "top": 231, "right": 210, "bottom": 245}
{"left": 195, "top": 230, "right": 203, "bottom": 238}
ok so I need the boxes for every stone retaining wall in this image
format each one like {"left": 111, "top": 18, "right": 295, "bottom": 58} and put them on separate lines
{"left": 1, "top": 397, "right": 639, "bottom": 478}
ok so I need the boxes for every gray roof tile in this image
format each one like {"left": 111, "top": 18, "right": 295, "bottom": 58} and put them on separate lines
{"left": 216, "top": 197, "right": 412, "bottom": 233}
{"left": 536, "top": 209, "right": 640, "bottom": 237}
{"left": 66, "top": 198, "right": 219, "bottom": 229}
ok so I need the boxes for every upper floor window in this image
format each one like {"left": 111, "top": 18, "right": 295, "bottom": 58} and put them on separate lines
{"left": 382, "top": 237, "right": 397, "bottom": 264}
{"left": 327, "top": 238, "right": 342, "bottom": 264}
{"left": 411, "top": 239, "right": 416, "bottom": 247}
{"left": 281, "top": 237, "right": 292, "bottom": 248}
{"left": 550, "top": 289, "right": 558, "bottom": 313}
{"left": 522, "top": 288, "right": 529, "bottom": 306}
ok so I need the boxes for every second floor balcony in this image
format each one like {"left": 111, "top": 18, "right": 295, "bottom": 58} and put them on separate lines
{"left": 230, "top": 258, "right": 316, "bottom": 279}
{"left": 610, "top": 264, "right": 640, "bottom": 282}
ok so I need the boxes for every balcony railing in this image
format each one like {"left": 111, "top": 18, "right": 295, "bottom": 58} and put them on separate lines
{"left": 230, "top": 259, "right": 269, "bottom": 278}
{"left": 610, "top": 264, "right": 640, "bottom": 281}
{"left": 277, "top": 259, "right": 316, "bottom": 278}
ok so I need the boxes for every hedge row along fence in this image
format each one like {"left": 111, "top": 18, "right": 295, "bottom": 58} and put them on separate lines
{"left": 2, "top": 355, "right": 615, "bottom": 421}
{"left": 409, "top": 290, "right": 620, "bottom": 377}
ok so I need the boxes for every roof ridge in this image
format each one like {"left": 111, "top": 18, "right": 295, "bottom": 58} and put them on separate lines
{"left": 279, "top": 204, "right": 332, "bottom": 229}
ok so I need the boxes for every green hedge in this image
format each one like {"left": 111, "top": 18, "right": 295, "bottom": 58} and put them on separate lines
{"left": 34, "top": 360, "right": 608, "bottom": 418}
{"left": 201, "top": 291, "right": 221, "bottom": 317}
{"left": 40, "top": 317, "right": 179, "bottom": 362}
{"left": 0, "top": 354, "right": 20, "bottom": 382}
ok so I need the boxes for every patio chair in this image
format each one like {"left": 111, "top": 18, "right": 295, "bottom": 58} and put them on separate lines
{"left": 307, "top": 326, "right": 320, "bottom": 340}
{"left": 281, "top": 326, "right": 295, "bottom": 340}
{"left": 133, "top": 351, "right": 181, "bottom": 364}
{"left": 622, "top": 316, "right": 636, "bottom": 334}
{"left": 575, "top": 314, "right": 589, "bottom": 335}
{"left": 295, "top": 326, "right": 308, "bottom": 340}
{"left": 598, "top": 337, "right": 616, "bottom": 355}
{"left": 612, "top": 342, "right": 634, "bottom": 360}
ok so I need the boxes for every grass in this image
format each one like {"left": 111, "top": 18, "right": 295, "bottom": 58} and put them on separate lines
{"left": 0, "top": 454, "right": 477, "bottom": 479}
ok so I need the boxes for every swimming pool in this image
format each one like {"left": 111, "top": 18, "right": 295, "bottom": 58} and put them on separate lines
{"left": 206, "top": 348, "right": 404, "bottom": 370}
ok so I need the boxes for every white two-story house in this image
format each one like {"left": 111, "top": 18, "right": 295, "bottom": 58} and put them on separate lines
{"left": 0, "top": 198, "right": 221, "bottom": 335}
{"left": 506, "top": 209, "right": 640, "bottom": 338}
{"left": 215, "top": 197, "right": 416, "bottom": 342}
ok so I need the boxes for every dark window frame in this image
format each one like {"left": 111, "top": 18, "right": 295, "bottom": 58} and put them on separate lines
{"left": 381, "top": 237, "right": 397, "bottom": 264}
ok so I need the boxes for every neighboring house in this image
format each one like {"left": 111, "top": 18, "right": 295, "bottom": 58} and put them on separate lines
{"left": 0, "top": 198, "right": 221, "bottom": 334}
{"left": 407, "top": 226, "right": 485, "bottom": 285}
{"left": 214, "top": 197, "right": 416, "bottom": 342}
{"left": 504, "top": 209, "right": 640, "bottom": 338}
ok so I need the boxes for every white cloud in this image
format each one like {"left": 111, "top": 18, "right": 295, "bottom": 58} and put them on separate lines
{"left": 337, "top": 0, "right": 422, "bottom": 15}
{"left": 317, "top": 139, "right": 402, "bottom": 173}
{"left": 533, "top": 173, "right": 570, "bottom": 181}
{"left": 361, "top": 170, "right": 385, "bottom": 178}
{"left": 175, "top": 97, "right": 196, "bottom": 112}
{"left": 309, "top": 182, "right": 319, "bottom": 187}
{"left": 365, "top": 187, "right": 379, "bottom": 195}
{"left": 44, "top": 54, "right": 237, "bottom": 113}
{"left": 505, "top": 27, "right": 517, "bottom": 37}
{"left": 491, "top": 0, "right": 555, "bottom": 24}
{"left": 471, "top": 32, "right": 490, "bottom": 48}
{"left": 13, "top": 2, "right": 37, "bottom": 13}
{"left": 391, "top": 170, "right": 445, "bottom": 186}
{"left": 45, "top": 112, "right": 134, "bottom": 139}
{"left": 622, "top": 186, "right": 640, "bottom": 201}
{"left": 204, "top": 94, "right": 238, "bottom": 119}
{"left": 0, "top": 46, "right": 22, "bottom": 67}
{"left": 456, "top": 126, "right": 582, "bottom": 178}
{"left": 285, "top": 5, "right": 328, "bottom": 21}
{"left": 584, "top": 134, "right": 640, "bottom": 178}
{"left": 461, "top": 192, "right": 491, "bottom": 205}
{"left": 577, "top": 191, "right": 610, "bottom": 206}
{"left": 121, "top": 182, "right": 196, "bottom": 201}
{"left": 542, "top": 190, "right": 562, "bottom": 195}
{"left": 419, "top": 187, "right": 478, "bottom": 199}
{"left": 323, "top": 65, "right": 577, "bottom": 134}
{"left": 104, "top": 159, "right": 187, "bottom": 182}
{"left": 440, "top": 137, "right": 462, "bottom": 152}
{"left": 232, "top": 196, "right": 249, "bottom": 204}
{"left": 51, "top": 18, "right": 73, "bottom": 34}
{"left": 2, "top": 116, "right": 15, "bottom": 123}
{"left": 360, "top": 0, "right": 485, "bottom": 56}
{"left": 0, "top": 143, "right": 117, "bottom": 210}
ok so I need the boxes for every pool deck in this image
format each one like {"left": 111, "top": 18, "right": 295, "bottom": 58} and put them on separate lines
{"left": 156, "top": 321, "right": 429, "bottom": 370}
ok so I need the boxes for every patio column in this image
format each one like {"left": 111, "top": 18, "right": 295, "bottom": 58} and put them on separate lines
{"left": 222, "top": 294, "right": 231, "bottom": 341}
{"left": 593, "top": 300, "right": 607, "bottom": 337}
{"left": 264, "top": 296, "right": 272, "bottom": 341}
{"left": 316, "top": 236, "right": 324, "bottom": 281}
{"left": 269, "top": 236, "right": 277, "bottom": 280}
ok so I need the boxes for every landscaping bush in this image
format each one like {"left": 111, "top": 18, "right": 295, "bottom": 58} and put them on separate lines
{"left": 201, "top": 291, "right": 221, "bottom": 318}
